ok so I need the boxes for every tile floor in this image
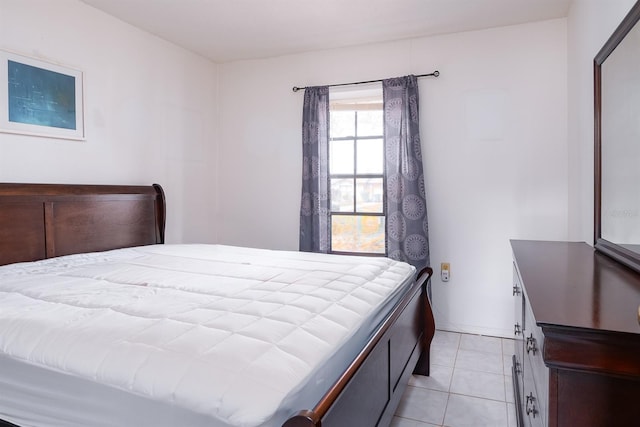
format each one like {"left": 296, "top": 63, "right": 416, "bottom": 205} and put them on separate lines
{"left": 393, "top": 330, "right": 516, "bottom": 427}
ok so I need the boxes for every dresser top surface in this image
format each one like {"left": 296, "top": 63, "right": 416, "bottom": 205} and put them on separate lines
{"left": 511, "top": 240, "right": 640, "bottom": 335}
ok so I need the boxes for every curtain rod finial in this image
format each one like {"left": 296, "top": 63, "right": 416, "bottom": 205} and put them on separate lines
{"left": 292, "top": 86, "right": 301, "bottom": 92}
{"left": 433, "top": 71, "right": 440, "bottom": 77}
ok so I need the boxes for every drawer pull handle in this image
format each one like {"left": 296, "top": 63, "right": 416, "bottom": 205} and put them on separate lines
{"left": 514, "top": 323, "right": 522, "bottom": 336}
{"left": 525, "top": 392, "right": 538, "bottom": 418}
{"left": 513, "top": 285, "right": 521, "bottom": 296}
{"left": 526, "top": 334, "right": 537, "bottom": 355}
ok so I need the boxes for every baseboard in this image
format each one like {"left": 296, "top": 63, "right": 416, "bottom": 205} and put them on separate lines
{"left": 435, "top": 322, "right": 514, "bottom": 339}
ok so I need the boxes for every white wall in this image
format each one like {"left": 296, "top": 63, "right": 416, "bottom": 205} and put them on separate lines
{"left": 0, "top": 0, "right": 219, "bottom": 244}
{"left": 218, "top": 19, "right": 568, "bottom": 337}
{"left": 566, "top": 0, "right": 636, "bottom": 243}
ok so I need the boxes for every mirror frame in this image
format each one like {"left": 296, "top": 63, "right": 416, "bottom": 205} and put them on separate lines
{"left": 594, "top": 1, "right": 640, "bottom": 272}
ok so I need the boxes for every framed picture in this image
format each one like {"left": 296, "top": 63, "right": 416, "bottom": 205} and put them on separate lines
{"left": 0, "top": 50, "right": 84, "bottom": 140}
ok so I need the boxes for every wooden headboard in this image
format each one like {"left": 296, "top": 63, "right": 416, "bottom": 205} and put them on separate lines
{"left": 0, "top": 183, "right": 166, "bottom": 266}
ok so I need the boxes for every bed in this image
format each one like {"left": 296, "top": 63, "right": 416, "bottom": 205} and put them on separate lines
{"left": 0, "top": 183, "right": 435, "bottom": 427}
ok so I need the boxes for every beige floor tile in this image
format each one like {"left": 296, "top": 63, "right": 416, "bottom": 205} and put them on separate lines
{"left": 443, "top": 394, "right": 508, "bottom": 427}
{"left": 397, "top": 332, "right": 515, "bottom": 427}
{"left": 409, "top": 364, "right": 453, "bottom": 392}
{"left": 455, "top": 349, "right": 504, "bottom": 374}
{"left": 459, "top": 334, "right": 502, "bottom": 354}
{"left": 395, "top": 385, "right": 448, "bottom": 426}
{"left": 450, "top": 368, "right": 506, "bottom": 401}
{"left": 390, "top": 416, "right": 441, "bottom": 427}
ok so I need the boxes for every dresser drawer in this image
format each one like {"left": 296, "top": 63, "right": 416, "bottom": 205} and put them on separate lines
{"left": 522, "top": 354, "right": 547, "bottom": 427}
{"left": 522, "top": 365, "right": 544, "bottom": 427}
{"left": 517, "top": 284, "right": 549, "bottom": 427}
{"left": 524, "top": 298, "right": 548, "bottom": 422}
{"left": 513, "top": 265, "right": 525, "bottom": 411}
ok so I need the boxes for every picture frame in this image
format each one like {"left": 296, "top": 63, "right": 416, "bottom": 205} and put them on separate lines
{"left": 0, "top": 50, "right": 84, "bottom": 140}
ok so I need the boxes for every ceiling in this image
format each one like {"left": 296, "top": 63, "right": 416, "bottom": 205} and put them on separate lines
{"left": 80, "top": 0, "right": 573, "bottom": 63}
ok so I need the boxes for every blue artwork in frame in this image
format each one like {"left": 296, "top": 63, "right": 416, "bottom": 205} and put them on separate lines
{"left": 8, "top": 60, "right": 77, "bottom": 130}
{"left": 1, "top": 50, "right": 84, "bottom": 140}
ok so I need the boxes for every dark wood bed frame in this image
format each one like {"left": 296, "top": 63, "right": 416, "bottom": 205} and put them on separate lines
{"left": 0, "top": 183, "right": 435, "bottom": 427}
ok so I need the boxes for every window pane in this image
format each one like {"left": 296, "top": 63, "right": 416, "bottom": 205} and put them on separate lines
{"left": 330, "top": 140, "right": 354, "bottom": 174}
{"left": 356, "top": 139, "right": 383, "bottom": 174}
{"left": 356, "top": 178, "right": 383, "bottom": 213}
{"left": 331, "top": 215, "right": 386, "bottom": 254}
{"left": 357, "top": 110, "right": 383, "bottom": 136}
{"left": 330, "top": 110, "right": 355, "bottom": 138}
{"left": 331, "top": 178, "right": 354, "bottom": 212}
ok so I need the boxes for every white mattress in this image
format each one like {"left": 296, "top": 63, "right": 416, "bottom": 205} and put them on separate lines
{"left": 0, "top": 244, "right": 415, "bottom": 427}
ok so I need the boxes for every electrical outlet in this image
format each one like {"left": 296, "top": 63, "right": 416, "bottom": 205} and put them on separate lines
{"left": 441, "top": 262, "right": 450, "bottom": 282}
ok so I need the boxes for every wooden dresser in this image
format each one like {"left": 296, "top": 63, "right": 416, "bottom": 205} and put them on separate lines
{"left": 510, "top": 240, "right": 640, "bottom": 427}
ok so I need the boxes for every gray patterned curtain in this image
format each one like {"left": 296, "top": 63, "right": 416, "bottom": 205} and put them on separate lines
{"left": 299, "top": 86, "right": 330, "bottom": 253}
{"left": 383, "top": 75, "right": 430, "bottom": 271}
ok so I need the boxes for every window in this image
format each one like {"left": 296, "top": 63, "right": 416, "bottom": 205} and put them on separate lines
{"left": 329, "top": 87, "right": 385, "bottom": 255}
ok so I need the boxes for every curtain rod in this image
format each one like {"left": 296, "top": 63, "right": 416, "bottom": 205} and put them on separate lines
{"left": 291, "top": 70, "right": 439, "bottom": 93}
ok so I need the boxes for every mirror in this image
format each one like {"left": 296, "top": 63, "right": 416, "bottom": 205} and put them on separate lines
{"left": 595, "top": 1, "right": 640, "bottom": 271}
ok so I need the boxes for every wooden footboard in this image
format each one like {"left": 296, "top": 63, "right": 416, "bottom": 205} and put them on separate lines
{"left": 284, "top": 267, "right": 435, "bottom": 427}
